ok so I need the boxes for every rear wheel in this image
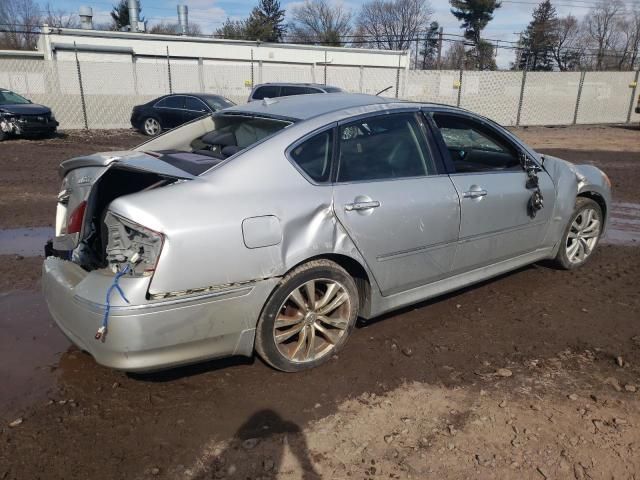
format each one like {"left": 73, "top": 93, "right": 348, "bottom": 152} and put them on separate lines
{"left": 553, "top": 197, "right": 603, "bottom": 269}
{"left": 142, "top": 117, "right": 161, "bottom": 136}
{"left": 255, "top": 260, "right": 359, "bottom": 372}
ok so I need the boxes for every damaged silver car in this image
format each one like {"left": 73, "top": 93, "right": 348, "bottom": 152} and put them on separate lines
{"left": 43, "top": 93, "right": 611, "bottom": 372}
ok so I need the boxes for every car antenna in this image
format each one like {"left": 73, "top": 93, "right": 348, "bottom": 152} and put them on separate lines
{"left": 375, "top": 86, "right": 393, "bottom": 96}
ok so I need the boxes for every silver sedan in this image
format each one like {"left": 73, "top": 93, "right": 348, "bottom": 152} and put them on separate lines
{"left": 43, "top": 93, "right": 611, "bottom": 372}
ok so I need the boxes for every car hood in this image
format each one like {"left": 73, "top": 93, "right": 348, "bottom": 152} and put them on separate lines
{"left": 59, "top": 150, "right": 195, "bottom": 179}
{"left": 0, "top": 103, "right": 51, "bottom": 115}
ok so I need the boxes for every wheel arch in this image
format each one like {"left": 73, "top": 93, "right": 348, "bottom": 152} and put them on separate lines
{"left": 282, "top": 253, "right": 374, "bottom": 317}
{"left": 577, "top": 190, "right": 607, "bottom": 224}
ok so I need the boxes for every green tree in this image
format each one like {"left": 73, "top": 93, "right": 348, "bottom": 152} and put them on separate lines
{"left": 517, "top": 0, "right": 558, "bottom": 70}
{"left": 419, "top": 21, "right": 440, "bottom": 69}
{"left": 449, "top": 0, "right": 501, "bottom": 69}
{"left": 111, "top": 0, "right": 144, "bottom": 31}
{"left": 216, "top": 18, "right": 248, "bottom": 39}
{"left": 246, "top": 0, "right": 286, "bottom": 42}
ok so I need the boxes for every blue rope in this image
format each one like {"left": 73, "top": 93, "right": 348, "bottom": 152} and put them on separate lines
{"left": 95, "top": 264, "right": 131, "bottom": 341}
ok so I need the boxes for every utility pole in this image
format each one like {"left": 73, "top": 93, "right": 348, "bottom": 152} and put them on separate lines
{"left": 515, "top": 32, "right": 524, "bottom": 71}
{"left": 436, "top": 27, "right": 443, "bottom": 70}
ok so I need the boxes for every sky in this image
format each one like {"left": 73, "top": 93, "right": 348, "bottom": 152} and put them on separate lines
{"left": 43, "top": 0, "right": 615, "bottom": 68}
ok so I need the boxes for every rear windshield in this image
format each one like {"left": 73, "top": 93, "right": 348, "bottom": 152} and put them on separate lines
{"left": 0, "top": 91, "right": 30, "bottom": 105}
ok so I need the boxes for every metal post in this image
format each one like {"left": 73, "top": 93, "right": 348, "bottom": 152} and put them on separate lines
{"left": 395, "top": 55, "right": 401, "bottom": 98}
{"left": 198, "top": 57, "right": 204, "bottom": 93}
{"left": 456, "top": 68, "right": 463, "bottom": 107}
{"left": 250, "top": 49, "right": 254, "bottom": 88}
{"left": 516, "top": 69, "right": 527, "bottom": 127}
{"left": 258, "top": 60, "right": 263, "bottom": 84}
{"left": 74, "top": 42, "right": 88, "bottom": 130}
{"left": 166, "top": 46, "right": 173, "bottom": 94}
{"left": 311, "top": 63, "right": 316, "bottom": 83}
{"left": 436, "top": 27, "right": 443, "bottom": 70}
{"left": 323, "top": 50, "right": 327, "bottom": 85}
{"left": 626, "top": 69, "right": 640, "bottom": 123}
{"left": 132, "top": 56, "right": 139, "bottom": 95}
{"left": 573, "top": 71, "right": 586, "bottom": 125}
{"left": 415, "top": 37, "right": 419, "bottom": 70}
{"left": 359, "top": 65, "right": 364, "bottom": 93}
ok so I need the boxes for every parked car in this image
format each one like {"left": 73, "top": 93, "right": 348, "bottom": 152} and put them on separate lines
{"left": 130, "top": 93, "right": 235, "bottom": 136}
{"left": 0, "top": 88, "right": 58, "bottom": 140}
{"left": 248, "top": 83, "right": 344, "bottom": 102}
{"left": 43, "top": 93, "right": 611, "bottom": 373}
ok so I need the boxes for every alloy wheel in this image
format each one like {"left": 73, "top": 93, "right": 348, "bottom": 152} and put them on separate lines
{"left": 273, "top": 279, "right": 352, "bottom": 363}
{"left": 566, "top": 207, "right": 600, "bottom": 264}
{"left": 144, "top": 118, "right": 160, "bottom": 136}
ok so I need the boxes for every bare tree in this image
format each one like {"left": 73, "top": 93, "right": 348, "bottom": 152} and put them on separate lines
{"left": 441, "top": 41, "right": 466, "bottom": 69}
{"left": 149, "top": 21, "right": 203, "bottom": 36}
{"left": 584, "top": 0, "right": 624, "bottom": 70}
{"left": 552, "top": 15, "right": 584, "bottom": 71}
{"left": 0, "top": 0, "right": 42, "bottom": 50}
{"left": 355, "top": 0, "right": 432, "bottom": 51}
{"left": 288, "top": 0, "right": 352, "bottom": 46}
{"left": 43, "top": 3, "right": 79, "bottom": 28}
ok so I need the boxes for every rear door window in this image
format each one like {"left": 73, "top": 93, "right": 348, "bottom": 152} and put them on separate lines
{"left": 282, "top": 86, "right": 318, "bottom": 96}
{"left": 252, "top": 86, "right": 280, "bottom": 100}
{"left": 337, "top": 112, "right": 436, "bottom": 182}
{"left": 156, "top": 96, "right": 184, "bottom": 109}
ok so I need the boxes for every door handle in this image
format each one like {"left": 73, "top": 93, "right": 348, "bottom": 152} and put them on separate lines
{"left": 344, "top": 200, "right": 380, "bottom": 211}
{"left": 463, "top": 189, "right": 488, "bottom": 199}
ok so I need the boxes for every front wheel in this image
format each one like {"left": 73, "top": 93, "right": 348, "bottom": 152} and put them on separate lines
{"left": 142, "top": 117, "right": 161, "bottom": 136}
{"left": 255, "top": 260, "right": 359, "bottom": 372}
{"left": 553, "top": 197, "right": 603, "bottom": 269}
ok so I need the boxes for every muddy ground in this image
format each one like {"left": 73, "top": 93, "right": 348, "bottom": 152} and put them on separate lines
{"left": 0, "top": 125, "right": 639, "bottom": 480}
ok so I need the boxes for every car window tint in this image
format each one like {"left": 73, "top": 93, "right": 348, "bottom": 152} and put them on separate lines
{"left": 337, "top": 113, "right": 435, "bottom": 182}
{"left": 282, "top": 86, "right": 316, "bottom": 96}
{"left": 432, "top": 114, "right": 521, "bottom": 173}
{"left": 157, "top": 96, "right": 184, "bottom": 109}
{"left": 322, "top": 87, "right": 342, "bottom": 93}
{"left": 290, "top": 130, "right": 333, "bottom": 183}
{"left": 185, "top": 97, "right": 209, "bottom": 112}
{"left": 252, "top": 86, "right": 280, "bottom": 100}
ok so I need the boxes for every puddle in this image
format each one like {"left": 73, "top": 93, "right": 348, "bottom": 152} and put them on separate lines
{"left": 0, "top": 227, "right": 54, "bottom": 256}
{"left": 0, "top": 291, "right": 69, "bottom": 419}
{"left": 604, "top": 202, "right": 640, "bottom": 245}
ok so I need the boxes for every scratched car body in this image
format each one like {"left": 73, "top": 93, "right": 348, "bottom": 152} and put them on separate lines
{"left": 42, "top": 93, "right": 611, "bottom": 372}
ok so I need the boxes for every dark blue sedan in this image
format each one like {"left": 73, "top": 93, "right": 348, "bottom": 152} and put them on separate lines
{"left": 131, "top": 93, "right": 235, "bottom": 136}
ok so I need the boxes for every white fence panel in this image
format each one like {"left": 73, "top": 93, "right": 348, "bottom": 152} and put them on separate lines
{"left": 202, "top": 60, "right": 251, "bottom": 104}
{"left": 404, "top": 70, "right": 459, "bottom": 105}
{"left": 460, "top": 71, "right": 522, "bottom": 126}
{"left": 519, "top": 71, "right": 581, "bottom": 126}
{"left": 577, "top": 71, "right": 637, "bottom": 124}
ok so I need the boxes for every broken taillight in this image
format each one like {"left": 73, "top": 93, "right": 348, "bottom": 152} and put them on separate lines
{"left": 67, "top": 201, "right": 87, "bottom": 234}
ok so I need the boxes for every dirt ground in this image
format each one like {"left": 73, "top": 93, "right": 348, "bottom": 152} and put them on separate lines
{"left": 0, "top": 125, "right": 639, "bottom": 480}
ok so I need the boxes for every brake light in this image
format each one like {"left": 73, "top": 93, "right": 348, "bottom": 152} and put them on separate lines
{"left": 67, "top": 201, "right": 87, "bottom": 234}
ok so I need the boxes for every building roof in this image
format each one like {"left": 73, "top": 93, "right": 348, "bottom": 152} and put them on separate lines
{"left": 222, "top": 93, "right": 399, "bottom": 121}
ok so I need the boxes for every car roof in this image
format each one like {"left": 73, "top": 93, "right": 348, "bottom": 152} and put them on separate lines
{"left": 253, "top": 83, "right": 341, "bottom": 89}
{"left": 223, "top": 93, "right": 401, "bottom": 121}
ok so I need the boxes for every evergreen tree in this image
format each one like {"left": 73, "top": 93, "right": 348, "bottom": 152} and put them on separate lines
{"left": 111, "top": 0, "right": 144, "bottom": 31}
{"left": 517, "top": 0, "right": 558, "bottom": 71}
{"left": 419, "top": 21, "right": 440, "bottom": 69}
{"left": 246, "top": 0, "right": 287, "bottom": 42}
{"left": 449, "top": 0, "right": 501, "bottom": 70}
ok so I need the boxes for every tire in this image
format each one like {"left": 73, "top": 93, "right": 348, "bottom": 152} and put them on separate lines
{"left": 255, "top": 259, "right": 359, "bottom": 372}
{"left": 553, "top": 197, "right": 603, "bottom": 270}
{"left": 142, "top": 117, "right": 161, "bottom": 136}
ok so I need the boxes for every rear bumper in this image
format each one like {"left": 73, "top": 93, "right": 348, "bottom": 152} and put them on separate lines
{"left": 42, "top": 257, "right": 278, "bottom": 372}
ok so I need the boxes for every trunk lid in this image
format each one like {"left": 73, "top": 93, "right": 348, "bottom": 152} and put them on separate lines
{"left": 53, "top": 151, "right": 194, "bottom": 252}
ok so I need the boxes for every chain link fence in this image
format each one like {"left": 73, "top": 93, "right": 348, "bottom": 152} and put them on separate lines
{"left": 1, "top": 55, "right": 638, "bottom": 130}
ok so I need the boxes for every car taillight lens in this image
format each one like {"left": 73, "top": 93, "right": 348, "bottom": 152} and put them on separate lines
{"left": 67, "top": 201, "right": 87, "bottom": 234}
{"left": 104, "top": 211, "right": 164, "bottom": 277}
